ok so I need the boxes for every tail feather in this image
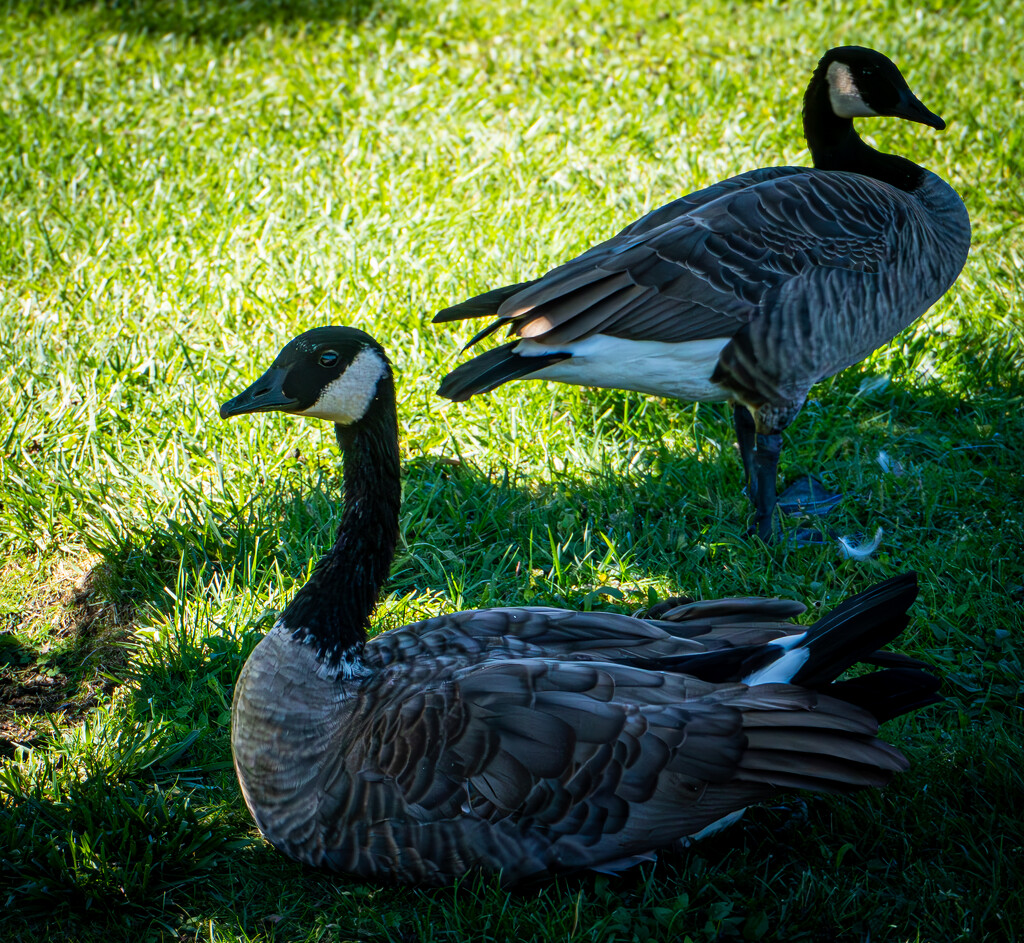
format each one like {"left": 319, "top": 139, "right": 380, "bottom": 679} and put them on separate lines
{"left": 717, "top": 573, "right": 941, "bottom": 725}
{"left": 734, "top": 693, "right": 910, "bottom": 795}
{"left": 434, "top": 280, "right": 538, "bottom": 323}
{"left": 463, "top": 318, "right": 509, "bottom": 350}
{"left": 789, "top": 572, "right": 919, "bottom": 689}
{"left": 862, "top": 649, "right": 933, "bottom": 671}
{"left": 437, "top": 341, "right": 571, "bottom": 402}
{"left": 736, "top": 760, "right": 901, "bottom": 793}
{"left": 827, "top": 668, "right": 942, "bottom": 723}
{"left": 742, "top": 728, "right": 907, "bottom": 770}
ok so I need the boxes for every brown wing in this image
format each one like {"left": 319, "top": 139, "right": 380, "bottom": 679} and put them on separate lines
{"left": 331, "top": 658, "right": 905, "bottom": 882}
{"left": 436, "top": 167, "right": 909, "bottom": 351}
{"left": 364, "top": 601, "right": 806, "bottom": 671}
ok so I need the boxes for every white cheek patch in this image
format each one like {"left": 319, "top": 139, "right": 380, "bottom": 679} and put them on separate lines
{"left": 827, "top": 61, "right": 879, "bottom": 119}
{"left": 298, "top": 348, "right": 386, "bottom": 424}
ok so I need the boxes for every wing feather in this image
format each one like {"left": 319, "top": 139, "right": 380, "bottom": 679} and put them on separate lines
{"left": 437, "top": 168, "right": 917, "bottom": 354}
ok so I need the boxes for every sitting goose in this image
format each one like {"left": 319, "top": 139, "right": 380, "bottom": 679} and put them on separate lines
{"left": 434, "top": 46, "right": 970, "bottom": 541}
{"left": 220, "top": 326, "right": 941, "bottom": 886}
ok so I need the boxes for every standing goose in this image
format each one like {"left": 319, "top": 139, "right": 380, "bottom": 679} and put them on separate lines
{"left": 434, "top": 46, "right": 970, "bottom": 541}
{"left": 220, "top": 325, "right": 940, "bottom": 886}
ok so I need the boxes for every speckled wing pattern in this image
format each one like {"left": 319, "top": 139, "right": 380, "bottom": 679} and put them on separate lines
{"left": 247, "top": 590, "right": 911, "bottom": 885}
{"left": 322, "top": 654, "right": 900, "bottom": 884}
{"left": 442, "top": 167, "right": 911, "bottom": 347}
{"left": 232, "top": 577, "right": 935, "bottom": 885}
{"left": 436, "top": 167, "right": 966, "bottom": 412}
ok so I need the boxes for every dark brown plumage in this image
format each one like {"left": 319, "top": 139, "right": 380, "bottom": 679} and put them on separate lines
{"left": 221, "top": 327, "right": 940, "bottom": 886}
{"left": 434, "top": 47, "right": 970, "bottom": 540}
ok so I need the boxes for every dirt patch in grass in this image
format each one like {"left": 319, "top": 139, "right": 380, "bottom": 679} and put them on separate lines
{"left": 0, "top": 556, "right": 133, "bottom": 747}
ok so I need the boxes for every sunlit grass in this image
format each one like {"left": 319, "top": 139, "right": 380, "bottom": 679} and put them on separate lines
{"left": 1, "top": 0, "right": 1022, "bottom": 940}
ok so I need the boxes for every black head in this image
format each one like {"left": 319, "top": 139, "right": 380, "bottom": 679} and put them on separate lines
{"left": 816, "top": 46, "right": 945, "bottom": 130}
{"left": 220, "top": 326, "right": 392, "bottom": 426}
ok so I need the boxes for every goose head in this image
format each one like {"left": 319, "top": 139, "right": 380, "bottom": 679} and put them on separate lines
{"left": 817, "top": 46, "right": 945, "bottom": 129}
{"left": 220, "top": 326, "right": 392, "bottom": 428}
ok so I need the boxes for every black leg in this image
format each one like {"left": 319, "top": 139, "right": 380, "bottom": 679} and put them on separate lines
{"left": 752, "top": 432, "right": 782, "bottom": 541}
{"left": 735, "top": 402, "right": 839, "bottom": 547}
{"left": 733, "top": 405, "right": 757, "bottom": 506}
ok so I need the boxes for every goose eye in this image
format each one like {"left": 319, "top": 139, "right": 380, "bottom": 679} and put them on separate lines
{"left": 319, "top": 350, "right": 340, "bottom": 368}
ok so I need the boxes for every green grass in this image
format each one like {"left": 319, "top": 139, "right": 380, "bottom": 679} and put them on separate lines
{"left": 1, "top": 0, "right": 1022, "bottom": 939}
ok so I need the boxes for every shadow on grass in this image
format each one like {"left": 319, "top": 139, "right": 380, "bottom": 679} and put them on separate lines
{"left": 3, "top": 375, "right": 1023, "bottom": 938}
{"left": 9, "top": 0, "right": 408, "bottom": 42}
{"left": 91, "top": 431, "right": 746, "bottom": 625}
{"left": 0, "top": 568, "right": 128, "bottom": 750}
{"left": 88, "top": 355, "right": 1024, "bottom": 629}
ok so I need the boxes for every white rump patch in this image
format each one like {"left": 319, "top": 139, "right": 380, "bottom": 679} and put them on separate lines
{"left": 742, "top": 632, "right": 810, "bottom": 685}
{"left": 827, "top": 61, "right": 879, "bottom": 119}
{"left": 298, "top": 348, "right": 386, "bottom": 424}
{"left": 516, "top": 334, "right": 731, "bottom": 402}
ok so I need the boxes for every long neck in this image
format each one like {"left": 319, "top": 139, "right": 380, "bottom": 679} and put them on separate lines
{"left": 279, "top": 376, "right": 401, "bottom": 668}
{"left": 802, "top": 68, "right": 925, "bottom": 192}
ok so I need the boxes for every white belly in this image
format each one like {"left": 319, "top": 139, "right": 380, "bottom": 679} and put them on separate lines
{"left": 517, "top": 334, "right": 732, "bottom": 402}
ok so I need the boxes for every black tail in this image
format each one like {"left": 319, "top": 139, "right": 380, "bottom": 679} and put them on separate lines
{"left": 790, "top": 572, "right": 920, "bottom": 689}
{"left": 437, "top": 341, "right": 570, "bottom": 402}
{"left": 827, "top": 667, "right": 942, "bottom": 723}
{"left": 433, "top": 280, "right": 539, "bottom": 323}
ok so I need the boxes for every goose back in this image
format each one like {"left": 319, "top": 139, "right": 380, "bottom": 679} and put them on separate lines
{"left": 225, "top": 327, "right": 941, "bottom": 886}
{"left": 438, "top": 165, "right": 970, "bottom": 424}
{"left": 232, "top": 581, "right": 932, "bottom": 885}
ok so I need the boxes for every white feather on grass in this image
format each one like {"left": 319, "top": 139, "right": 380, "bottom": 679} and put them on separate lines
{"left": 838, "top": 528, "right": 884, "bottom": 560}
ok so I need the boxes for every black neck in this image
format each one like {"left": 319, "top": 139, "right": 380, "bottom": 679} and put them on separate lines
{"left": 802, "top": 67, "right": 925, "bottom": 192}
{"left": 279, "top": 375, "right": 401, "bottom": 666}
